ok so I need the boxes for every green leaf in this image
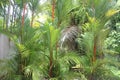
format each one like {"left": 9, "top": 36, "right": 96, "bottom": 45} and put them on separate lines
{"left": 50, "top": 26, "right": 60, "bottom": 47}
{"left": 32, "top": 69, "right": 40, "bottom": 80}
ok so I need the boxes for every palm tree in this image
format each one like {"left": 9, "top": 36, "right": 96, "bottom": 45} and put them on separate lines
{"left": 0, "top": 0, "right": 120, "bottom": 80}
{"left": 77, "top": 0, "right": 120, "bottom": 80}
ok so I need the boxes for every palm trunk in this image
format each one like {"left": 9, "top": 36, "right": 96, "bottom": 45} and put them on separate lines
{"left": 93, "top": 39, "right": 96, "bottom": 62}
{"left": 19, "top": 2, "right": 26, "bottom": 79}
{"left": 31, "top": 11, "right": 34, "bottom": 27}
{"left": 21, "top": 3, "right": 26, "bottom": 42}
{"left": 3, "top": 6, "right": 5, "bottom": 29}
{"left": 22, "top": 3, "right": 26, "bottom": 28}
{"left": 11, "top": 4, "right": 15, "bottom": 32}
{"left": 52, "top": 0, "right": 55, "bottom": 22}
{"left": 49, "top": 47, "right": 53, "bottom": 77}
{"left": 48, "top": 1, "right": 55, "bottom": 77}
{"left": 6, "top": 4, "right": 11, "bottom": 29}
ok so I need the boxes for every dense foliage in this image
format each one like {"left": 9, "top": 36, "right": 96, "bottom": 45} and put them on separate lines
{"left": 0, "top": 0, "right": 120, "bottom": 80}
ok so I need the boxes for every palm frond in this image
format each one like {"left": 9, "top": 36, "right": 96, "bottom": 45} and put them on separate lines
{"left": 55, "top": 0, "right": 73, "bottom": 26}
{"left": 60, "top": 26, "right": 79, "bottom": 50}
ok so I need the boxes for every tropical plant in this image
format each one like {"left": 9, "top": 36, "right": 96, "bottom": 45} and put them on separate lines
{"left": 76, "top": 0, "right": 120, "bottom": 80}
{"left": 0, "top": 0, "right": 120, "bottom": 80}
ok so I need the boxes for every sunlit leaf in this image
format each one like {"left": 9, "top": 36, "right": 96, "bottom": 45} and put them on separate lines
{"left": 106, "top": 9, "right": 120, "bottom": 17}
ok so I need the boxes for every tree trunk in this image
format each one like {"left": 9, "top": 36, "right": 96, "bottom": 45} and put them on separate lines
{"left": 93, "top": 37, "right": 97, "bottom": 62}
